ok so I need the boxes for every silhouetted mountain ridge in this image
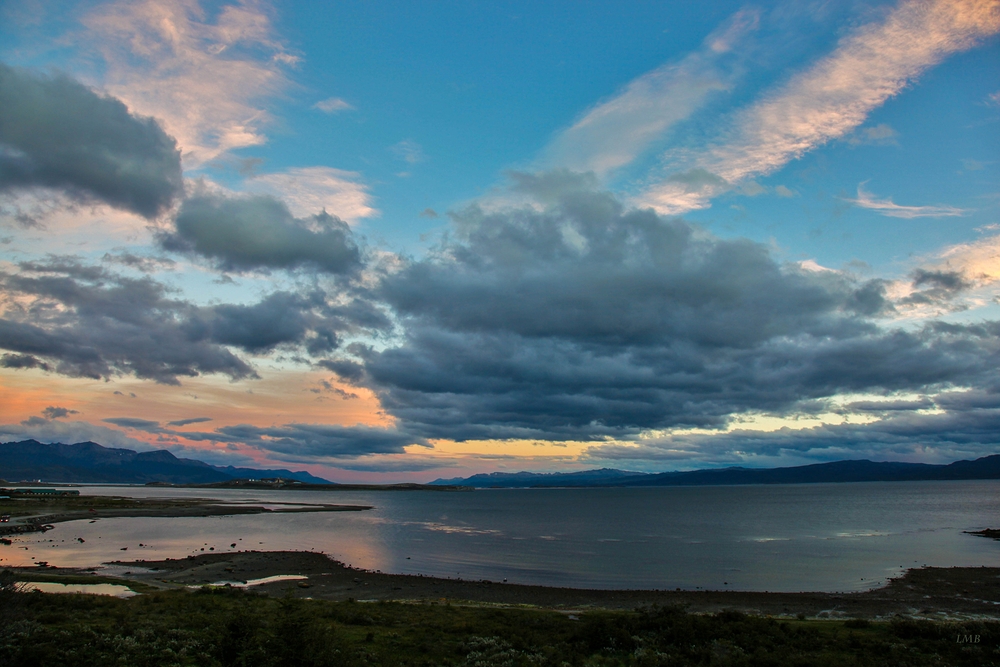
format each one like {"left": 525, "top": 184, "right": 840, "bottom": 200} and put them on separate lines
{"left": 0, "top": 440, "right": 330, "bottom": 484}
{"left": 430, "top": 456, "right": 1000, "bottom": 487}
{"left": 431, "top": 467, "right": 648, "bottom": 488}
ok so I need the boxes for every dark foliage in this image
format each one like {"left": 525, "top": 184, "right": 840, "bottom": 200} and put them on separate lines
{"left": 0, "top": 587, "right": 997, "bottom": 666}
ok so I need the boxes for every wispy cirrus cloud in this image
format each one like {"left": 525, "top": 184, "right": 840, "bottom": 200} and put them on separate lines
{"left": 540, "top": 9, "right": 759, "bottom": 178}
{"left": 846, "top": 123, "right": 899, "bottom": 147}
{"left": 847, "top": 183, "right": 967, "bottom": 219}
{"left": 640, "top": 0, "right": 1000, "bottom": 214}
{"left": 313, "top": 97, "right": 353, "bottom": 113}
{"left": 80, "top": 0, "right": 298, "bottom": 167}
{"left": 390, "top": 139, "right": 425, "bottom": 165}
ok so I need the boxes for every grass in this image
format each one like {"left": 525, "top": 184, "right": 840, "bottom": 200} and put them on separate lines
{"left": 1, "top": 574, "right": 998, "bottom": 666}
{"left": 0, "top": 495, "right": 183, "bottom": 519}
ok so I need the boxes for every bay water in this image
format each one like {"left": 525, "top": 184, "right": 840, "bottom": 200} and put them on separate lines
{"left": 2, "top": 480, "right": 998, "bottom": 593}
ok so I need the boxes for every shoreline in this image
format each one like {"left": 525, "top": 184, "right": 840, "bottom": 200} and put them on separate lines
{"left": 10, "top": 549, "right": 1000, "bottom": 620}
{"left": 0, "top": 495, "right": 372, "bottom": 538}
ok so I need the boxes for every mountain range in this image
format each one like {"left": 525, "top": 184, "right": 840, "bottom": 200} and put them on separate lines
{"left": 431, "top": 455, "right": 1000, "bottom": 488}
{"left": 0, "top": 440, "right": 330, "bottom": 485}
{"left": 5, "top": 440, "right": 999, "bottom": 488}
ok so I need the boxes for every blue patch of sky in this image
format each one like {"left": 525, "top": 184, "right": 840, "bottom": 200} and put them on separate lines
{"left": 686, "top": 35, "right": 1000, "bottom": 274}
{"left": 1, "top": 0, "right": 996, "bottom": 270}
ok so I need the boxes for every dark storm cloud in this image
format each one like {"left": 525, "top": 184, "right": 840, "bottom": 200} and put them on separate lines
{"left": 180, "top": 423, "right": 423, "bottom": 459}
{"left": 384, "top": 175, "right": 859, "bottom": 348}
{"left": 844, "top": 279, "right": 892, "bottom": 316}
{"left": 189, "top": 291, "right": 314, "bottom": 353}
{"left": 0, "top": 353, "right": 49, "bottom": 370}
{"left": 844, "top": 397, "right": 934, "bottom": 412}
{"left": 0, "top": 258, "right": 387, "bottom": 384}
{"left": 0, "top": 261, "right": 254, "bottom": 383}
{"left": 348, "top": 173, "right": 1000, "bottom": 442}
{"left": 188, "top": 290, "right": 389, "bottom": 355}
{"left": 0, "top": 63, "right": 182, "bottom": 218}
{"left": 161, "top": 192, "right": 362, "bottom": 274}
{"left": 586, "top": 389, "right": 1000, "bottom": 465}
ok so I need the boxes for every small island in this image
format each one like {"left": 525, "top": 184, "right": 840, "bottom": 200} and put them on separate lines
{"left": 966, "top": 528, "right": 1000, "bottom": 540}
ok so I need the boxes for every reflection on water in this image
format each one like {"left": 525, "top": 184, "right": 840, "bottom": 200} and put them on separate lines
{"left": 1, "top": 481, "right": 998, "bottom": 592}
{"left": 22, "top": 582, "right": 136, "bottom": 597}
{"left": 199, "top": 575, "right": 309, "bottom": 589}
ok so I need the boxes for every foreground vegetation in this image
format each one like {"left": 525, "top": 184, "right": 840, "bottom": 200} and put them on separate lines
{"left": 1, "top": 571, "right": 997, "bottom": 666}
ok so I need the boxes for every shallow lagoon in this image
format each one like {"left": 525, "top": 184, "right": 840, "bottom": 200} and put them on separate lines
{"left": 2, "top": 480, "right": 998, "bottom": 593}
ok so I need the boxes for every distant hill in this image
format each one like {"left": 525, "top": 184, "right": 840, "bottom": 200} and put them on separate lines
{"left": 430, "top": 468, "right": 649, "bottom": 488}
{"left": 0, "top": 440, "right": 330, "bottom": 485}
{"left": 431, "top": 456, "right": 1000, "bottom": 488}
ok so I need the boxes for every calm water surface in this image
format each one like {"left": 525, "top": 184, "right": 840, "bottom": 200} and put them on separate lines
{"left": 3, "top": 481, "right": 998, "bottom": 592}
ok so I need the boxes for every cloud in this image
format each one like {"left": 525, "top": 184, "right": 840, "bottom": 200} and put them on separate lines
{"left": 317, "top": 358, "right": 365, "bottom": 382}
{"left": 103, "top": 416, "right": 161, "bottom": 431}
{"left": 182, "top": 422, "right": 424, "bottom": 459}
{"left": 912, "top": 269, "right": 972, "bottom": 292}
{"left": 390, "top": 139, "right": 425, "bottom": 165}
{"left": 0, "top": 353, "right": 50, "bottom": 370}
{"left": 937, "top": 233, "right": 1000, "bottom": 283}
{"left": 847, "top": 183, "right": 967, "bottom": 218}
{"left": 162, "top": 191, "right": 363, "bottom": 273}
{"left": 102, "top": 252, "right": 177, "bottom": 273}
{"left": 586, "top": 388, "right": 1000, "bottom": 466}
{"left": 330, "top": 456, "right": 451, "bottom": 473}
{"left": 167, "top": 417, "right": 213, "bottom": 427}
{"left": 0, "top": 418, "right": 154, "bottom": 450}
{"left": 311, "top": 378, "right": 358, "bottom": 400}
{"left": 846, "top": 123, "right": 899, "bottom": 147}
{"left": 42, "top": 406, "right": 79, "bottom": 420}
{"left": 0, "top": 258, "right": 388, "bottom": 384}
{"left": 193, "top": 291, "right": 328, "bottom": 353}
{"left": 80, "top": 0, "right": 298, "bottom": 167}
{"left": 44, "top": 414, "right": 420, "bottom": 463}
{"left": 884, "top": 236, "right": 1000, "bottom": 316}
{"left": 0, "top": 261, "right": 256, "bottom": 383}
{"left": 0, "top": 63, "right": 183, "bottom": 218}
{"left": 641, "top": 0, "right": 1000, "bottom": 213}
{"left": 246, "top": 167, "right": 377, "bottom": 222}
{"left": 351, "top": 175, "right": 999, "bottom": 443}
{"left": 844, "top": 397, "right": 934, "bottom": 413}
{"left": 313, "top": 97, "right": 353, "bottom": 113}
{"left": 540, "top": 9, "right": 758, "bottom": 177}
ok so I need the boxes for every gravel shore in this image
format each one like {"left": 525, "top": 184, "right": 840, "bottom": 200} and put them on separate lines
{"left": 59, "top": 549, "right": 999, "bottom": 620}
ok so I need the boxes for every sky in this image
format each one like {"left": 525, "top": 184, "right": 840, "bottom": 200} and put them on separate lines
{"left": 0, "top": 0, "right": 998, "bottom": 482}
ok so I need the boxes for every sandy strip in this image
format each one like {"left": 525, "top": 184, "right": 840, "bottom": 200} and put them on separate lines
{"left": 12, "top": 550, "right": 990, "bottom": 620}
